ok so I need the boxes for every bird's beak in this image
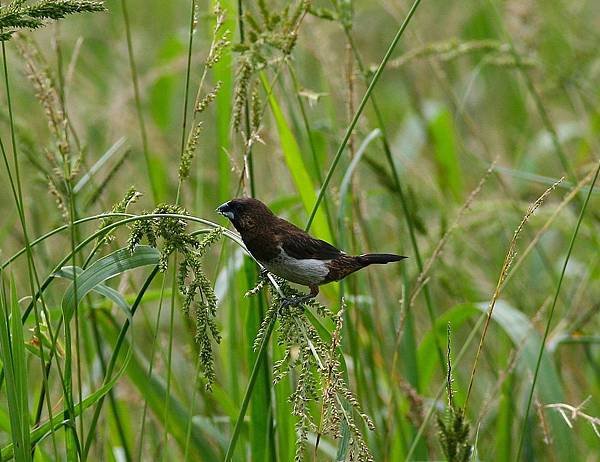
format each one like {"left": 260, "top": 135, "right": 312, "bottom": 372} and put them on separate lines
{"left": 216, "top": 202, "right": 234, "bottom": 220}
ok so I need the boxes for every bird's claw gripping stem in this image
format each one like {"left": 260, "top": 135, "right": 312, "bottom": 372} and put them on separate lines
{"left": 280, "top": 294, "right": 313, "bottom": 308}
{"left": 280, "top": 285, "right": 319, "bottom": 308}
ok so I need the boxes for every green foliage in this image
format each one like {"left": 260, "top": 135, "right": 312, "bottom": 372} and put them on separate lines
{"left": 265, "top": 74, "right": 334, "bottom": 244}
{"left": 232, "top": 0, "right": 308, "bottom": 131}
{"left": 437, "top": 325, "right": 473, "bottom": 462}
{"left": 0, "top": 0, "right": 105, "bottom": 41}
{"left": 128, "top": 206, "right": 224, "bottom": 388}
{"left": 97, "top": 186, "right": 142, "bottom": 246}
{"left": 437, "top": 408, "right": 471, "bottom": 462}
{"left": 178, "top": 121, "right": 203, "bottom": 180}
{"left": 178, "top": 2, "right": 229, "bottom": 182}
{"left": 61, "top": 245, "right": 160, "bottom": 324}
{"left": 252, "top": 282, "right": 374, "bottom": 461}
{"left": 0, "top": 278, "right": 31, "bottom": 462}
{"left": 0, "top": 0, "right": 599, "bottom": 460}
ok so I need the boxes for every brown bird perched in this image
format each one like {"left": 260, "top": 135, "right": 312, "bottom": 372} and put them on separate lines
{"left": 217, "top": 197, "right": 406, "bottom": 304}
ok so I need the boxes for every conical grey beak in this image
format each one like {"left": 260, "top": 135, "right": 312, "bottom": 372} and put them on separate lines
{"left": 216, "top": 202, "right": 234, "bottom": 220}
{"left": 216, "top": 202, "right": 227, "bottom": 214}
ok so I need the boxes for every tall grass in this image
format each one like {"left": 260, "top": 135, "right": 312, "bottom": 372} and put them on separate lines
{"left": 0, "top": 0, "right": 599, "bottom": 461}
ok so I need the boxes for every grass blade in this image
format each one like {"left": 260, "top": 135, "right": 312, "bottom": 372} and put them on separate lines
{"left": 516, "top": 160, "right": 600, "bottom": 460}
{"left": 305, "top": 0, "right": 423, "bottom": 231}
{"left": 61, "top": 246, "right": 160, "bottom": 324}
{"left": 0, "top": 277, "right": 32, "bottom": 462}
{"left": 96, "top": 312, "right": 221, "bottom": 460}
{"left": 262, "top": 73, "right": 333, "bottom": 244}
{"left": 56, "top": 266, "right": 133, "bottom": 321}
{"left": 429, "top": 106, "right": 464, "bottom": 202}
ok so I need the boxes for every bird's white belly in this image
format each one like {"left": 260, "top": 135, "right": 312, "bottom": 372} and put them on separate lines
{"left": 263, "top": 250, "right": 329, "bottom": 286}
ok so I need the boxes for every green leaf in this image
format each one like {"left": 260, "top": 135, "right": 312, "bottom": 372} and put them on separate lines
{"left": 429, "top": 106, "right": 464, "bottom": 202}
{"left": 56, "top": 266, "right": 132, "bottom": 322}
{"left": 1, "top": 337, "right": 133, "bottom": 461}
{"left": 61, "top": 246, "right": 160, "bottom": 325}
{"left": 418, "top": 301, "right": 572, "bottom": 458}
{"left": 262, "top": 73, "right": 333, "bottom": 245}
{"left": 212, "top": 0, "right": 234, "bottom": 203}
{"left": 0, "top": 277, "right": 32, "bottom": 462}
{"left": 73, "top": 136, "right": 127, "bottom": 193}
{"left": 96, "top": 312, "right": 221, "bottom": 461}
{"left": 337, "top": 129, "right": 381, "bottom": 246}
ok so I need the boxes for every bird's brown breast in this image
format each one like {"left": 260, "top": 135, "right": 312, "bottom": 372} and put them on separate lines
{"left": 242, "top": 233, "right": 281, "bottom": 262}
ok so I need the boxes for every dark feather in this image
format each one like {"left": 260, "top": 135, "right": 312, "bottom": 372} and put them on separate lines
{"left": 280, "top": 228, "right": 342, "bottom": 260}
{"left": 357, "top": 253, "right": 407, "bottom": 265}
{"left": 242, "top": 234, "right": 280, "bottom": 262}
{"left": 323, "top": 255, "right": 363, "bottom": 282}
{"left": 217, "top": 197, "right": 406, "bottom": 291}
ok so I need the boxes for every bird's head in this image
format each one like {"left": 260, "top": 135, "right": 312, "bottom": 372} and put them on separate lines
{"left": 216, "top": 197, "right": 274, "bottom": 234}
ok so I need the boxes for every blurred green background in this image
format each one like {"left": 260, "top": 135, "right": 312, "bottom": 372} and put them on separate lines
{"left": 0, "top": 0, "right": 599, "bottom": 460}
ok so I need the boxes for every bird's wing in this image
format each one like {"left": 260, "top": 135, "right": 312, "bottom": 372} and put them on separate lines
{"left": 280, "top": 232, "right": 342, "bottom": 260}
{"left": 271, "top": 216, "right": 342, "bottom": 260}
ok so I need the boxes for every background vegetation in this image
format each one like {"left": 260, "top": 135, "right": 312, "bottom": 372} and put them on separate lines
{"left": 0, "top": 0, "right": 599, "bottom": 460}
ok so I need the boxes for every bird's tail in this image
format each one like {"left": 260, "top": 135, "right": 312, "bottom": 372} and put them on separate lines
{"left": 357, "top": 253, "right": 407, "bottom": 265}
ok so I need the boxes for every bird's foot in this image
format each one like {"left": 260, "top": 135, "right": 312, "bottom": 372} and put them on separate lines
{"left": 280, "top": 294, "right": 314, "bottom": 308}
{"left": 279, "top": 285, "right": 319, "bottom": 309}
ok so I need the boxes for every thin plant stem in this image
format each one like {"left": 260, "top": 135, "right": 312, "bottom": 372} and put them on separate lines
{"left": 515, "top": 161, "right": 600, "bottom": 461}
{"left": 237, "top": 0, "right": 255, "bottom": 195}
{"left": 305, "top": 0, "right": 423, "bottom": 232}
{"left": 463, "top": 178, "right": 563, "bottom": 411}
{"left": 175, "top": 0, "right": 197, "bottom": 204}
{"left": 224, "top": 319, "right": 276, "bottom": 462}
{"left": 121, "top": 0, "right": 157, "bottom": 203}
{"left": 65, "top": 178, "right": 85, "bottom": 459}
{"left": 90, "top": 311, "right": 133, "bottom": 461}
{"left": 83, "top": 268, "right": 160, "bottom": 457}
{"left": 0, "top": 34, "right": 61, "bottom": 458}
{"left": 160, "top": 1, "right": 198, "bottom": 456}
{"left": 340, "top": 17, "right": 447, "bottom": 382}
{"left": 135, "top": 272, "right": 167, "bottom": 461}
{"left": 161, "top": 260, "right": 179, "bottom": 461}
{"left": 55, "top": 38, "right": 86, "bottom": 449}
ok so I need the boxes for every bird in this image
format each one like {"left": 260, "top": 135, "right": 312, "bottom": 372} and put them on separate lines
{"left": 217, "top": 197, "right": 406, "bottom": 304}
